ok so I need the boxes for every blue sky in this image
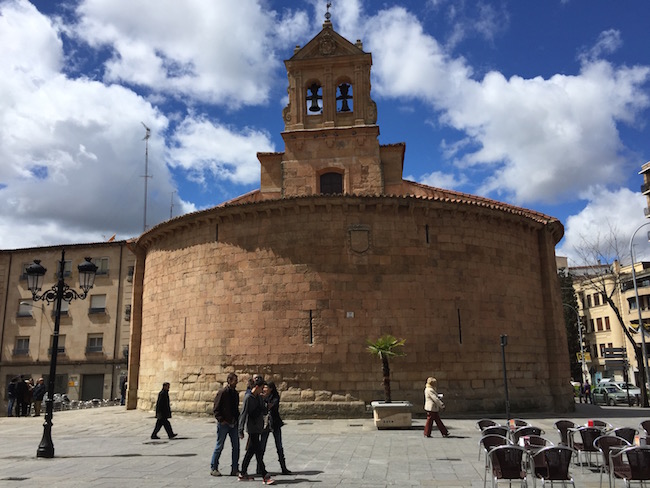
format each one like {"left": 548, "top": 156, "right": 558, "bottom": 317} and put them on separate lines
{"left": 2, "top": 0, "right": 650, "bottom": 265}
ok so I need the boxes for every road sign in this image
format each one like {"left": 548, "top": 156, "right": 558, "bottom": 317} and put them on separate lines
{"left": 576, "top": 352, "right": 592, "bottom": 362}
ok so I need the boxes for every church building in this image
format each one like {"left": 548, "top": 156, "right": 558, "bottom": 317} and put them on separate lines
{"left": 126, "top": 16, "right": 571, "bottom": 415}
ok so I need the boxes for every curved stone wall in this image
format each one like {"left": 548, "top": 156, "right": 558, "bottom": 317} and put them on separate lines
{"left": 131, "top": 194, "right": 571, "bottom": 415}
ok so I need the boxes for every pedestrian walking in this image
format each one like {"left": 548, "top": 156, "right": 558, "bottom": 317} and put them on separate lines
{"left": 151, "top": 382, "right": 177, "bottom": 439}
{"left": 261, "top": 381, "right": 292, "bottom": 475}
{"left": 238, "top": 376, "right": 274, "bottom": 484}
{"left": 583, "top": 380, "right": 592, "bottom": 404}
{"left": 423, "top": 377, "right": 449, "bottom": 438}
{"left": 210, "top": 373, "right": 240, "bottom": 477}
{"left": 15, "top": 375, "right": 29, "bottom": 417}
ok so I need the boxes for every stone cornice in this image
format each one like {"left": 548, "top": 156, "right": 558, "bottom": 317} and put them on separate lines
{"left": 136, "top": 193, "right": 563, "bottom": 251}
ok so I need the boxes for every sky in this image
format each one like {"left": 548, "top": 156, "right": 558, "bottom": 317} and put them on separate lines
{"left": 2, "top": 0, "right": 650, "bottom": 266}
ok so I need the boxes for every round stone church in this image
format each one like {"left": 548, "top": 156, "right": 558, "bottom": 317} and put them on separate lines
{"left": 126, "top": 19, "right": 571, "bottom": 416}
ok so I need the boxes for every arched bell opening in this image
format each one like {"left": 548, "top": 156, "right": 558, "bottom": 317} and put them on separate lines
{"left": 306, "top": 81, "right": 323, "bottom": 115}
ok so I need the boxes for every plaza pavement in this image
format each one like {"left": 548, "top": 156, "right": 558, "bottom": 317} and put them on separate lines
{"left": 0, "top": 401, "right": 648, "bottom": 487}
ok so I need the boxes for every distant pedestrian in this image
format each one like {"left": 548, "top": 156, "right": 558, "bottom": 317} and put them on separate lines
{"left": 151, "top": 382, "right": 177, "bottom": 439}
{"left": 423, "top": 377, "right": 449, "bottom": 438}
{"left": 210, "top": 373, "right": 240, "bottom": 477}
{"left": 32, "top": 378, "right": 46, "bottom": 416}
{"left": 7, "top": 377, "right": 18, "bottom": 417}
{"left": 261, "top": 381, "right": 292, "bottom": 475}
{"left": 15, "top": 375, "right": 29, "bottom": 417}
{"left": 238, "top": 376, "right": 273, "bottom": 484}
{"left": 120, "top": 377, "right": 127, "bottom": 406}
{"left": 583, "top": 380, "right": 592, "bottom": 404}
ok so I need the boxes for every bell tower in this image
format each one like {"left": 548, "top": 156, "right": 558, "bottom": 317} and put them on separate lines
{"left": 257, "top": 12, "right": 405, "bottom": 198}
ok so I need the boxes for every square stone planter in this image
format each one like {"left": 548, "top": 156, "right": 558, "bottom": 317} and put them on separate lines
{"left": 370, "top": 400, "right": 413, "bottom": 429}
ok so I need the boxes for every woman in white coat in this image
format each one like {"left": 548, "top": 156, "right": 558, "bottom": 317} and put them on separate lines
{"left": 423, "top": 377, "right": 449, "bottom": 437}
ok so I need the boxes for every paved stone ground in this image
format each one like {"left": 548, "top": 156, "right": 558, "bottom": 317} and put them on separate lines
{"left": 0, "top": 402, "right": 648, "bottom": 487}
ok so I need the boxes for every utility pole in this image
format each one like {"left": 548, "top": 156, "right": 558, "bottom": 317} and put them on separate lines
{"left": 141, "top": 122, "right": 152, "bottom": 232}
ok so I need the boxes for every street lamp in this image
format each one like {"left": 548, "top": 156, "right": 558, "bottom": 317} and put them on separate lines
{"left": 563, "top": 304, "right": 588, "bottom": 385}
{"left": 25, "top": 249, "right": 97, "bottom": 458}
{"left": 629, "top": 222, "right": 650, "bottom": 408}
{"left": 500, "top": 334, "right": 510, "bottom": 421}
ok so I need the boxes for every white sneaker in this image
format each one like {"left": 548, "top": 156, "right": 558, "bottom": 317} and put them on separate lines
{"left": 210, "top": 469, "right": 221, "bottom": 477}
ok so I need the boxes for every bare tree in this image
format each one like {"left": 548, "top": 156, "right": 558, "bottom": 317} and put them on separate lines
{"left": 573, "top": 229, "right": 649, "bottom": 407}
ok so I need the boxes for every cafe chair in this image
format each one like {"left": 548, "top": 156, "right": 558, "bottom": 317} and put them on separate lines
{"left": 531, "top": 446, "right": 575, "bottom": 488}
{"left": 478, "top": 419, "right": 502, "bottom": 431}
{"left": 512, "top": 426, "right": 545, "bottom": 445}
{"left": 488, "top": 445, "right": 529, "bottom": 488}
{"left": 613, "top": 428, "right": 638, "bottom": 445}
{"left": 554, "top": 420, "right": 578, "bottom": 447}
{"left": 570, "top": 426, "right": 603, "bottom": 469}
{"left": 479, "top": 435, "right": 512, "bottom": 488}
{"left": 609, "top": 446, "right": 650, "bottom": 488}
{"left": 590, "top": 420, "right": 614, "bottom": 431}
{"left": 594, "top": 435, "right": 631, "bottom": 488}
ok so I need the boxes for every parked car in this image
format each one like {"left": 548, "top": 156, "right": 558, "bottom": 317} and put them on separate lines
{"left": 592, "top": 383, "right": 630, "bottom": 406}
{"left": 613, "top": 382, "right": 641, "bottom": 405}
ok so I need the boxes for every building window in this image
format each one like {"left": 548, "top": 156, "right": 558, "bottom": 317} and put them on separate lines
{"left": 93, "top": 257, "right": 109, "bottom": 276}
{"left": 20, "top": 263, "right": 30, "bottom": 280}
{"left": 124, "top": 304, "right": 131, "bottom": 322}
{"left": 597, "top": 318, "right": 603, "bottom": 332}
{"left": 89, "top": 294, "right": 107, "bottom": 314}
{"left": 593, "top": 344, "right": 598, "bottom": 358}
{"left": 13, "top": 337, "right": 30, "bottom": 356}
{"left": 320, "top": 172, "right": 343, "bottom": 194}
{"left": 594, "top": 294, "right": 600, "bottom": 306}
{"left": 605, "top": 316, "right": 611, "bottom": 331}
{"left": 589, "top": 319, "right": 595, "bottom": 333}
{"left": 336, "top": 83, "right": 353, "bottom": 112}
{"left": 86, "top": 334, "right": 103, "bottom": 354}
{"left": 127, "top": 266, "right": 134, "bottom": 282}
{"left": 587, "top": 295, "right": 592, "bottom": 308}
{"left": 48, "top": 335, "right": 66, "bottom": 355}
{"left": 62, "top": 260, "right": 72, "bottom": 277}
{"left": 17, "top": 300, "right": 33, "bottom": 317}
{"left": 599, "top": 344, "right": 606, "bottom": 357}
{"left": 306, "top": 82, "right": 322, "bottom": 114}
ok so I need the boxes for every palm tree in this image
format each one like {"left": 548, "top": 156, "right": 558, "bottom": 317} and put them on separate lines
{"left": 366, "top": 334, "right": 406, "bottom": 403}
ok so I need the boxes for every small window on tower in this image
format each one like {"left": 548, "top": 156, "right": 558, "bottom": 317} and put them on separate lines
{"left": 336, "top": 83, "right": 353, "bottom": 112}
{"left": 306, "top": 82, "right": 322, "bottom": 114}
{"left": 320, "top": 172, "right": 343, "bottom": 194}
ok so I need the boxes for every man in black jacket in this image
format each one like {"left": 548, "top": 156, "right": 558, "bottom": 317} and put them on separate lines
{"left": 210, "top": 373, "right": 240, "bottom": 477}
{"left": 238, "top": 376, "right": 272, "bottom": 483}
{"left": 151, "top": 382, "right": 177, "bottom": 439}
{"left": 32, "top": 378, "right": 46, "bottom": 417}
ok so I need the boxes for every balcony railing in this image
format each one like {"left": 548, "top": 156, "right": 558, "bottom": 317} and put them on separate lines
{"left": 86, "top": 346, "right": 103, "bottom": 354}
{"left": 48, "top": 347, "right": 66, "bottom": 355}
{"left": 13, "top": 348, "right": 29, "bottom": 356}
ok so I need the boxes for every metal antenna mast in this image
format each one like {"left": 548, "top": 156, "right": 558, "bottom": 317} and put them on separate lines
{"left": 170, "top": 190, "right": 176, "bottom": 219}
{"left": 141, "top": 122, "right": 152, "bottom": 232}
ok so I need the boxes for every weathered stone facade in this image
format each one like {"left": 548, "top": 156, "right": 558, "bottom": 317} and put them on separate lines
{"left": 127, "top": 20, "right": 572, "bottom": 416}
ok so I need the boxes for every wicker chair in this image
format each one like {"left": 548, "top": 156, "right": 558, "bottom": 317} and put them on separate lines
{"left": 512, "top": 426, "right": 545, "bottom": 445}
{"left": 610, "top": 446, "right": 650, "bottom": 488}
{"left": 531, "top": 446, "right": 575, "bottom": 488}
{"left": 477, "top": 419, "right": 501, "bottom": 431}
{"left": 479, "top": 435, "right": 512, "bottom": 488}
{"left": 594, "top": 435, "right": 631, "bottom": 488}
{"left": 570, "top": 426, "right": 604, "bottom": 469}
{"left": 554, "top": 420, "right": 578, "bottom": 447}
{"left": 488, "top": 445, "right": 529, "bottom": 488}
{"left": 613, "top": 428, "right": 638, "bottom": 445}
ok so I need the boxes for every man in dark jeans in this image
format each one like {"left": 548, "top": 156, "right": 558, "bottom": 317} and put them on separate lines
{"left": 238, "top": 377, "right": 273, "bottom": 484}
{"left": 7, "top": 377, "right": 18, "bottom": 417}
{"left": 211, "top": 373, "right": 240, "bottom": 477}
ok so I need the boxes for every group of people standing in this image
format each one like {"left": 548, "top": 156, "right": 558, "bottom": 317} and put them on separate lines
{"left": 210, "top": 373, "right": 291, "bottom": 484}
{"left": 6, "top": 376, "right": 46, "bottom": 417}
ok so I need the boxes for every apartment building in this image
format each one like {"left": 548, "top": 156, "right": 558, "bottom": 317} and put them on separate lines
{"left": 1, "top": 241, "right": 135, "bottom": 415}
{"left": 571, "top": 261, "right": 650, "bottom": 386}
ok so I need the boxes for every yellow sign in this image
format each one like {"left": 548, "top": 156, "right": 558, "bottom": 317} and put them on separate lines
{"left": 576, "top": 352, "right": 592, "bottom": 362}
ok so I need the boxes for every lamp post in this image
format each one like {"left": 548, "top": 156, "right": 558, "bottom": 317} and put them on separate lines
{"left": 563, "top": 304, "right": 587, "bottom": 384}
{"left": 629, "top": 222, "right": 650, "bottom": 408}
{"left": 25, "top": 249, "right": 97, "bottom": 458}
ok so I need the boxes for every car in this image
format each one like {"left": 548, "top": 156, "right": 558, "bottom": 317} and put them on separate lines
{"left": 613, "top": 382, "right": 641, "bottom": 405}
{"left": 591, "top": 384, "right": 630, "bottom": 406}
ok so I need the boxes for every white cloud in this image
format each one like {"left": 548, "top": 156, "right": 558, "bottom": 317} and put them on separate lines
{"left": 167, "top": 116, "right": 275, "bottom": 186}
{"left": 364, "top": 11, "right": 650, "bottom": 205}
{"left": 0, "top": 1, "right": 189, "bottom": 247}
{"left": 557, "top": 187, "right": 650, "bottom": 265}
{"left": 71, "top": 0, "right": 286, "bottom": 108}
{"left": 414, "top": 171, "right": 468, "bottom": 190}
{"left": 580, "top": 29, "right": 623, "bottom": 62}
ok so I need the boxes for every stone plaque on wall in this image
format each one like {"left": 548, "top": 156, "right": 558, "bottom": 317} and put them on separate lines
{"left": 348, "top": 224, "right": 371, "bottom": 253}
